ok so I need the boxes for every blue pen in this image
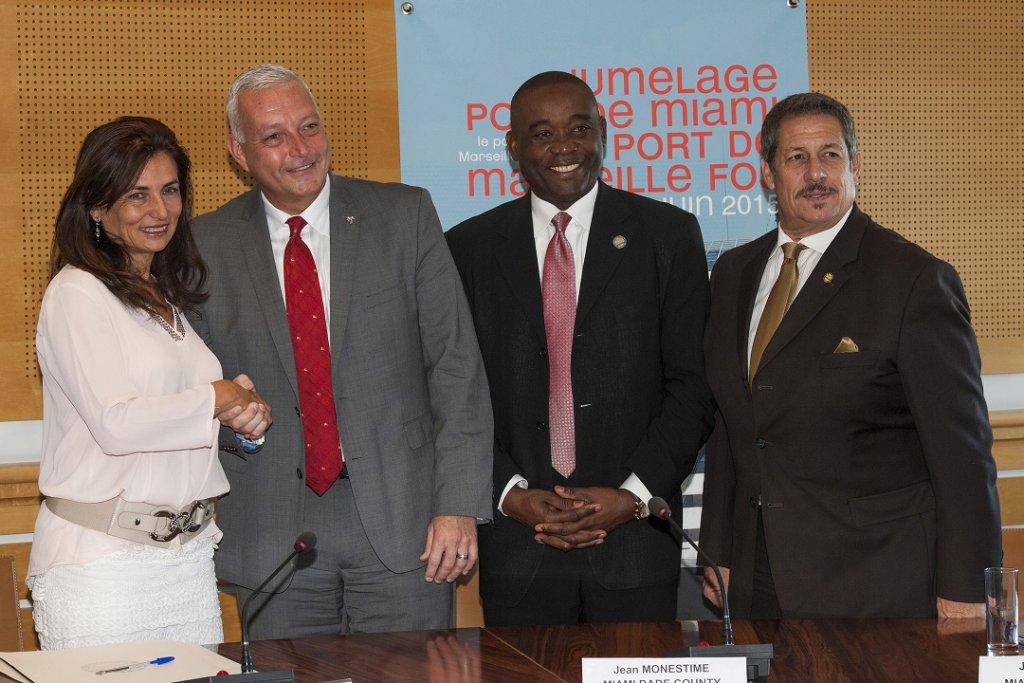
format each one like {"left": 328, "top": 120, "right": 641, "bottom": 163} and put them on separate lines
{"left": 95, "top": 658, "right": 174, "bottom": 675}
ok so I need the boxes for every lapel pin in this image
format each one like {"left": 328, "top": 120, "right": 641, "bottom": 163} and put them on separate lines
{"left": 823, "top": 272, "right": 834, "bottom": 284}
{"left": 346, "top": 216, "right": 356, "bottom": 224}
{"left": 612, "top": 235, "right": 628, "bottom": 250}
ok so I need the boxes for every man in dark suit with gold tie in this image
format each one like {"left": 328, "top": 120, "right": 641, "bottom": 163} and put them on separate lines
{"left": 699, "top": 92, "right": 1001, "bottom": 619}
{"left": 446, "top": 71, "right": 714, "bottom": 625}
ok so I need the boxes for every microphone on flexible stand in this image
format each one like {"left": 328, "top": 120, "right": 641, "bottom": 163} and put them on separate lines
{"left": 648, "top": 497, "right": 773, "bottom": 683}
{"left": 174, "top": 531, "right": 317, "bottom": 683}
{"left": 240, "top": 531, "right": 317, "bottom": 674}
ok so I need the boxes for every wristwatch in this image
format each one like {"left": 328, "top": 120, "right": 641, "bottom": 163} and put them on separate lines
{"left": 633, "top": 494, "right": 649, "bottom": 520}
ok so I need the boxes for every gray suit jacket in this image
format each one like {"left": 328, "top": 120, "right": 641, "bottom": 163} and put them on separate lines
{"left": 190, "top": 175, "right": 493, "bottom": 589}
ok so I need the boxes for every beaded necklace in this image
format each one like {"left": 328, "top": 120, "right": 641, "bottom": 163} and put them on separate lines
{"left": 144, "top": 304, "right": 185, "bottom": 342}
{"left": 142, "top": 272, "right": 184, "bottom": 342}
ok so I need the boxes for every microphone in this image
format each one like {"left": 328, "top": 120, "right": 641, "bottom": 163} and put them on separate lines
{"left": 175, "top": 532, "right": 317, "bottom": 683}
{"left": 648, "top": 497, "right": 773, "bottom": 683}
{"left": 240, "top": 532, "right": 318, "bottom": 673}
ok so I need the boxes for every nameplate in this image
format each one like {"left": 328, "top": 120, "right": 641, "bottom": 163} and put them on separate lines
{"left": 978, "top": 655, "right": 1024, "bottom": 682}
{"left": 582, "top": 656, "right": 746, "bottom": 683}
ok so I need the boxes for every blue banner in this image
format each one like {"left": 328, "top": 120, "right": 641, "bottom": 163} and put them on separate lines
{"left": 395, "top": 1, "right": 808, "bottom": 264}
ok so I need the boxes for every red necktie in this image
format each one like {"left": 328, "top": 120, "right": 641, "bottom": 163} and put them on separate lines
{"left": 284, "top": 216, "right": 343, "bottom": 495}
{"left": 543, "top": 211, "right": 576, "bottom": 477}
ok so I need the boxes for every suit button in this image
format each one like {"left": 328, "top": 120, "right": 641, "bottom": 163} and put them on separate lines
{"left": 755, "top": 438, "right": 767, "bottom": 449}
{"left": 539, "top": 348, "right": 547, "bottom": 358}
{"left": 296, "top": 468, "right": 303, "bottom": 479}
{"left": 749, "top": 496, "right": 760, "bottom": 508}
{"left": 535, "top": 421, "right": 547, "bottom": 431}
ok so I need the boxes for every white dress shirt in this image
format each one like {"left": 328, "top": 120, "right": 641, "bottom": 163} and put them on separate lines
{"left": 262, "top": 178, "right": 333, "bottom": 339}
{"left": 746, "top": 206, "right": 853, "bottom": 364}
{"left": 530, "top": 184, "right": 597, "bottom": 298}
{"left": 499, "top": 184, "right": 652, "bottom": 513}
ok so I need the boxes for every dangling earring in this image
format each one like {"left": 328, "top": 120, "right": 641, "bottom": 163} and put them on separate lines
{"left": 92, "top": 216, "right": 102, "bottom": 242}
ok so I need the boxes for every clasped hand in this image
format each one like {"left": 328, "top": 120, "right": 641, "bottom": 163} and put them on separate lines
{"left": 503, "top": 485, "right": 636, "bottom": 551}
{"left": 213, "top": 373, "right": 273, "bottom": 440}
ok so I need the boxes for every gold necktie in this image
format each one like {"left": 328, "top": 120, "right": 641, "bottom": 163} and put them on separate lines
{"left": 749, "top": 241, "right": 806, "bottom": 382}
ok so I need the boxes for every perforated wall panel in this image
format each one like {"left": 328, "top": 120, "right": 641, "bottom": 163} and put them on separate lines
{"left": 807, "top": 0, "right": 1023, "bottom": 341}
{"left": 2, "top": 0, "right": 397, "bottom": 418}
{"left": 0, "top": 1, "right": 1019, "bottom": 419}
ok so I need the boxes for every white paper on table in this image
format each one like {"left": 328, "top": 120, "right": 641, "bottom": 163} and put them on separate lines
{"left": 582, "top": 656, "right": 747, "bottom": 683}
{"left": 978, "top": 655, "right": 1024, "bottom": 682}
{"left": 0, "top": 640, "right": 241, "bottom": 683}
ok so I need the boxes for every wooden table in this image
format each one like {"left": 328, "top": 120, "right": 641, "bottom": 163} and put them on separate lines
{"left": 218, "top": 617, "right": 993, "bottom": 682}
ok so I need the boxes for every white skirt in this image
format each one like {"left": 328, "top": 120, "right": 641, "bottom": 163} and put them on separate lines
{"left": 30, "top": 537, "right": 223, "bottom": 650}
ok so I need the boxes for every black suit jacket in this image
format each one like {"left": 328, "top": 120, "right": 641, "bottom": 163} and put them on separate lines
{"left": 700, "top": 204, "right": 1001, "bottom": 618}
{"left": 446, "top": 182, "right": 714, "bottom": 607}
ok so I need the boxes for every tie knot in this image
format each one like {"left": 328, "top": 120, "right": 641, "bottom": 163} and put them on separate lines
{"left": 551, "top": 212, "right": 572, "bottom": 235}
{"left": 287, "top": 215, "right": 308, "bottom": 239}
{"left": 781, "top": 241, "right": 805, "bottom": 261}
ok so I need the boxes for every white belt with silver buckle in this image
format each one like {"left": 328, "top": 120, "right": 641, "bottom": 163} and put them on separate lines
{"left": 44, "top": 496, "right": 216, "bottom": 549}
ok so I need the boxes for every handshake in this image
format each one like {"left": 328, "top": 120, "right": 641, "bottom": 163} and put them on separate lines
{"left": 213, "top": 373, "right": 273, "bottom": 443}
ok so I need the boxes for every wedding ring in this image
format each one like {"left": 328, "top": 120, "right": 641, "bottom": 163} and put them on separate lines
{"left": 456, "top": 552, "right": 470, "bottom": 560}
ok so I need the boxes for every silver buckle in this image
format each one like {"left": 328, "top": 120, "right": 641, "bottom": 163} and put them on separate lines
{"left": 150, "top": 509, "right": 182, "bottom": 542}
{"left": 149, "top": 500, "right": 209, "bottom": 542}
{"left": 181, "top": 500, "right": 209, "bottom": 534}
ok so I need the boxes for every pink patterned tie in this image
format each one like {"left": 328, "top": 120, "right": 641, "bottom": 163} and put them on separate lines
{"left": 543, "top": 211, "right": 576, "bottom": 477}
{"left": 285, "top": 216, "right": 343, "bottom": 495}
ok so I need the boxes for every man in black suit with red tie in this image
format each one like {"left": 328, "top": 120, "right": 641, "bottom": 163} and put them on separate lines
{"left": 699, "top": 92, "right": 1001, "bottom": 619}
{"left": 446, "top": 71, "right": 714, "bottom": 625}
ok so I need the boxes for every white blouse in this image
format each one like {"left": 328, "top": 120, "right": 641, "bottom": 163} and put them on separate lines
{"left": 29, "top": 266, "right": 230, "bottom": 579}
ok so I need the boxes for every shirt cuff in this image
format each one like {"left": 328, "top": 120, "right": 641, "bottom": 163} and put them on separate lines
{"left": 497, "top": 475, "right": 528, "bottom": 515}
{"left": 235, "top": 433, "right": 265, "bottom": 454}
{"left": 620, "top": 473, "right": 653, "bottom": 506}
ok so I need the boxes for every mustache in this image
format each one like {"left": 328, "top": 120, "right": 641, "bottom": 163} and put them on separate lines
{"left": 798, "top": 183, "right": 835, "bottom": 197}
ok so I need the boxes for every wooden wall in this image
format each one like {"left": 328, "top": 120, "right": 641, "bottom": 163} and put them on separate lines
{"left": 0, "top": 0, "right": 1020, "bottom": 650}
{"left": 0, "top": 0, "right": 401, "bottom": 420}
{"left": 805, "top": 0, "right": 1023, "bottom": 373}
{"left": 0, "top": 1, "right": 1021, "bottom": 419}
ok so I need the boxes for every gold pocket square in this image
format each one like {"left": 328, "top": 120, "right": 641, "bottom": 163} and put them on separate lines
{"left": 833, "top": 336, "right": 859, "bottom": 353}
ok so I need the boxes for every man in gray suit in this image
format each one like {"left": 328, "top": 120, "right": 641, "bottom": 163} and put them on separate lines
{"left": 190, "top": 64, "right": 493, "bottom": 639}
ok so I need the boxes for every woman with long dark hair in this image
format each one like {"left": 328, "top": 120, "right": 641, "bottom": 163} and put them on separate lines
{"left": 29, "top": 117, "right": 271, "bottom": 649}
